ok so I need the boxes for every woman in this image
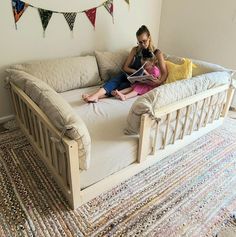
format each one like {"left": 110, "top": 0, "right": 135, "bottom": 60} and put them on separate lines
{"left": 83, "top": 25, "right": 168, "bottom": 103}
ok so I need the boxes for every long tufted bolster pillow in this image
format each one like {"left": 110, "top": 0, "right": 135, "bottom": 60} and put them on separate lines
{"left": 6, "top": 69, "right": 91, "bottom": 170}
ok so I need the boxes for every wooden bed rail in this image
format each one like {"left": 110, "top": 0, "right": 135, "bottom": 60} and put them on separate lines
{"left": 10, "top": 82, "right": 81, "bottom": 209}
{"left": 138, "top": 84, "right": 235, "bottom": 162}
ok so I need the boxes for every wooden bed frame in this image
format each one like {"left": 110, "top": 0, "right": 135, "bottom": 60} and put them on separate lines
{"left": 9, "top": 82, "right": 235, "bottom": 209}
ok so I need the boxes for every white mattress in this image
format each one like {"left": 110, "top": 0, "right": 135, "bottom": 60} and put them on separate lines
{"left": 60, "top": 86, "right": 139, "bottom": 189}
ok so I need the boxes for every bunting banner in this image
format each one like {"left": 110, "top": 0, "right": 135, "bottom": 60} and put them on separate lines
{"left": 84, "top": 8, "right": 97, "bottom": 29}
{"left": 38, "top": 9, "right": 53, "bottom": 36}
{"left": 11, "top": 0, "right": 28, "bottom": 29}
{"left": 10, "top": 0, "right": 130, "bottom": 36}
{"left": 103, "top": 0, "right": 114, "bottom": 23}
{"left": 125, "top": 0, "right": 130, "bottom": 5}
{"left": 63, "top": 13, "right": 77, "bottom": 32}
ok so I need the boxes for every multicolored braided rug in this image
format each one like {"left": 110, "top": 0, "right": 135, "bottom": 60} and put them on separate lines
{"left": 0, "top": 118, "right": 236, "bottom": 237}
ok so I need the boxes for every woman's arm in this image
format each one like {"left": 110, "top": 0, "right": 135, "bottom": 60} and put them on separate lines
{"left": 122, "top": 47, "right": 139, "bottom": 74}
{"left": 157, "top": 51, "right": 168, "bottom": 84}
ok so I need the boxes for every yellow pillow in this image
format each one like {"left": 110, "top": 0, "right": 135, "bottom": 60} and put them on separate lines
{"left": 165, "top": 58, "right": 193, "bottom": 84}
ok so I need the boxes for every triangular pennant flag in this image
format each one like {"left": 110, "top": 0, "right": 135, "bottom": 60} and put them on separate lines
{"left": 104, "top": 0, "right": 113, "bottom": 16}
{"left": 11, "top": 0, "right": 29, "bottom": 28}
{"left": 38, "top": 9, "right": 53, "bottom": 36}
{"left": 84, "top": 7, "right": 97, "bottom": 28}
{"left": 104, "top": 0, "right": 114, "bottom": 23}
{"left": 63, "top": 13, "right": 77, "bottom": 31}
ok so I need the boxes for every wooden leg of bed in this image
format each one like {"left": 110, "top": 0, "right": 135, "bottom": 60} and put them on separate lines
{"left": 138, "top": 114, "right": 152, "bottom": 163}
{"left": 64, "top": 142, "right": 82, "bottom": 210}
{"left": 222, "top": 86, "right": 235, "bottom": 118}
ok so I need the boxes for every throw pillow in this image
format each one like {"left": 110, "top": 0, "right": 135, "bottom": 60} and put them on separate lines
{"left": 95, "top": 50, "right": 129, "bottom": 81}
{"left": 165, "top": 58, "right": 193, "bottom": 84}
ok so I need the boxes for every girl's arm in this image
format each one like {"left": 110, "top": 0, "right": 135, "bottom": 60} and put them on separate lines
{"left": 123, "top": 47, "right": 139, "bottom": 74}
{"left": 143, "top": 69, "right": 150, "bottom": 75}
{"left": 149, "top": 50, "right": 168, "bottom": 86}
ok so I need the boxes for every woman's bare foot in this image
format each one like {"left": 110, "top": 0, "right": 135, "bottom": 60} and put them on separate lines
{"left": 115, "top": 90, "right": 126, "bottom": 101}
{"left": 82, "top": 94, "right": 98, "bottom": 103}
{"left": 82, "top": 94, "right": 89, "bottom": 100}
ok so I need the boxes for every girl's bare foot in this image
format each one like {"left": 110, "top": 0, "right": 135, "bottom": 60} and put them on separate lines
{"left": 115, "top": 90, "right": 126, "bottom": 101}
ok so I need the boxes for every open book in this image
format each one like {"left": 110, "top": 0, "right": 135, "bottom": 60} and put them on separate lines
{"left": 127, "top": 74, "right": 156, "bottom": 84}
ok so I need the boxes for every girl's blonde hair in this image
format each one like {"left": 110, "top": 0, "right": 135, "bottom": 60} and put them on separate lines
{"left": 136, "top": 25, "right": 156, "bottom": 52}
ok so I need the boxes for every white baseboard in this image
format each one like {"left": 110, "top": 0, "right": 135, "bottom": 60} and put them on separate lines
{"left": 0, "top": 114, "right": 15, "bottom": 124}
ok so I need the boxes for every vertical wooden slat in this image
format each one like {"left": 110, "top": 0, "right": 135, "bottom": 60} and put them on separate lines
{"left": 15, "top": 93, "right": 22, "bottom": 121}
{"left": 216, "top": 97, "right": 226, "bottom": 120}
{"left": 197, "top": 98, "right": 207, "bottom": 130}
{"left": 38, "top": 120, "right": 46, "bottom": 157}
{"left": 181, "top": 105, "right": 190, "bottom": 139}
{"left": 51, "top": 140, "right": 59, "bottom": 172}
{"left": 32, "top": 114, "right": 40, "bottom": 144}
{"left": 172, "top": 109, "right": 180, "bottom": 144}
{"left": 11, "top": 90, "right": 20, "bottom": 118}
{"left": 44, "top": 128, "right": 52, "bottom": 163}
{"left": 57, "top": 150, "right": 63, "bottom": 175}
{"left": 151, "top": 119, "right": 160, "bottom": 155}
{"left": 26, "top": 107, "right": 34, "bottom": 137}
{"left": 222, "top": 87, "right": 235, "bottom": 117}
{"left": 23, "top": 103, "right": 31, "bottom": 131}
{"left": 189, "top": 101, "right": 199, "bottom": 135}
{"left": 61, "top": 153, "right": 68, "bottom": 185}
{"left": 210, "top": 94, "right": 220, "bottom": 123}
{"left": 19, "top": 98, "right": 27, "bottom": 126}
{"left": 163, "top": 113, "right": 171, "bottom": 149}
{"left": 203, "top": 95, "right": 214, "bottom": 127}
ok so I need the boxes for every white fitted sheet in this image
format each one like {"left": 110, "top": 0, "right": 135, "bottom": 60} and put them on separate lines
{"left": 60, "top": 86, "right": 138, "bottom": 189}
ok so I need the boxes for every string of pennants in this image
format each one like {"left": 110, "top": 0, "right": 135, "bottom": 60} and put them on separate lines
{"left": 12, "top": 0, "right": 130, "bottom": 37}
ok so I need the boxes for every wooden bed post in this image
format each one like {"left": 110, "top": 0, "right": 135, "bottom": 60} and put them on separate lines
{"left": 138, "top": 114, "right": 153, "bottom": 163}
{"left": 222, "top": 86, "right": 235, "bottom": 118}
{"left": 64, "top": 142, "right": 82, "bottom": 209}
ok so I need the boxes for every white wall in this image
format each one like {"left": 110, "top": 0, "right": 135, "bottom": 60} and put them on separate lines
{"left": 0, "top": 0, "right": 163, "bottom": 121}
{"left": 158, "top": 0, "right": 236, "bottom": 107}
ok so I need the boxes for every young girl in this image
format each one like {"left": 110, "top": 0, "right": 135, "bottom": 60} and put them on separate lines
{"left": 113, "top": 56, "right": 161, "bottom": 101}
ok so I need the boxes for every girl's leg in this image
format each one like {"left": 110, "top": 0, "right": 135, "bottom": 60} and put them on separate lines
{"left": 115, "top": 89, "right": 138, "bottom": 101}
{"left": 111, "top": 87, "right": 133, "bottom": 96}
{"left": 103, "top": 73, "right": 129, "bottom": 96}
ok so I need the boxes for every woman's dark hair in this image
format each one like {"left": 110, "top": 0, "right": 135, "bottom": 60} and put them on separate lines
{"left": 136, "top": 25, "right": 150, "bottom": 37}
{"left": 136, "top": 25, "right": 155, "bottom": 52}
